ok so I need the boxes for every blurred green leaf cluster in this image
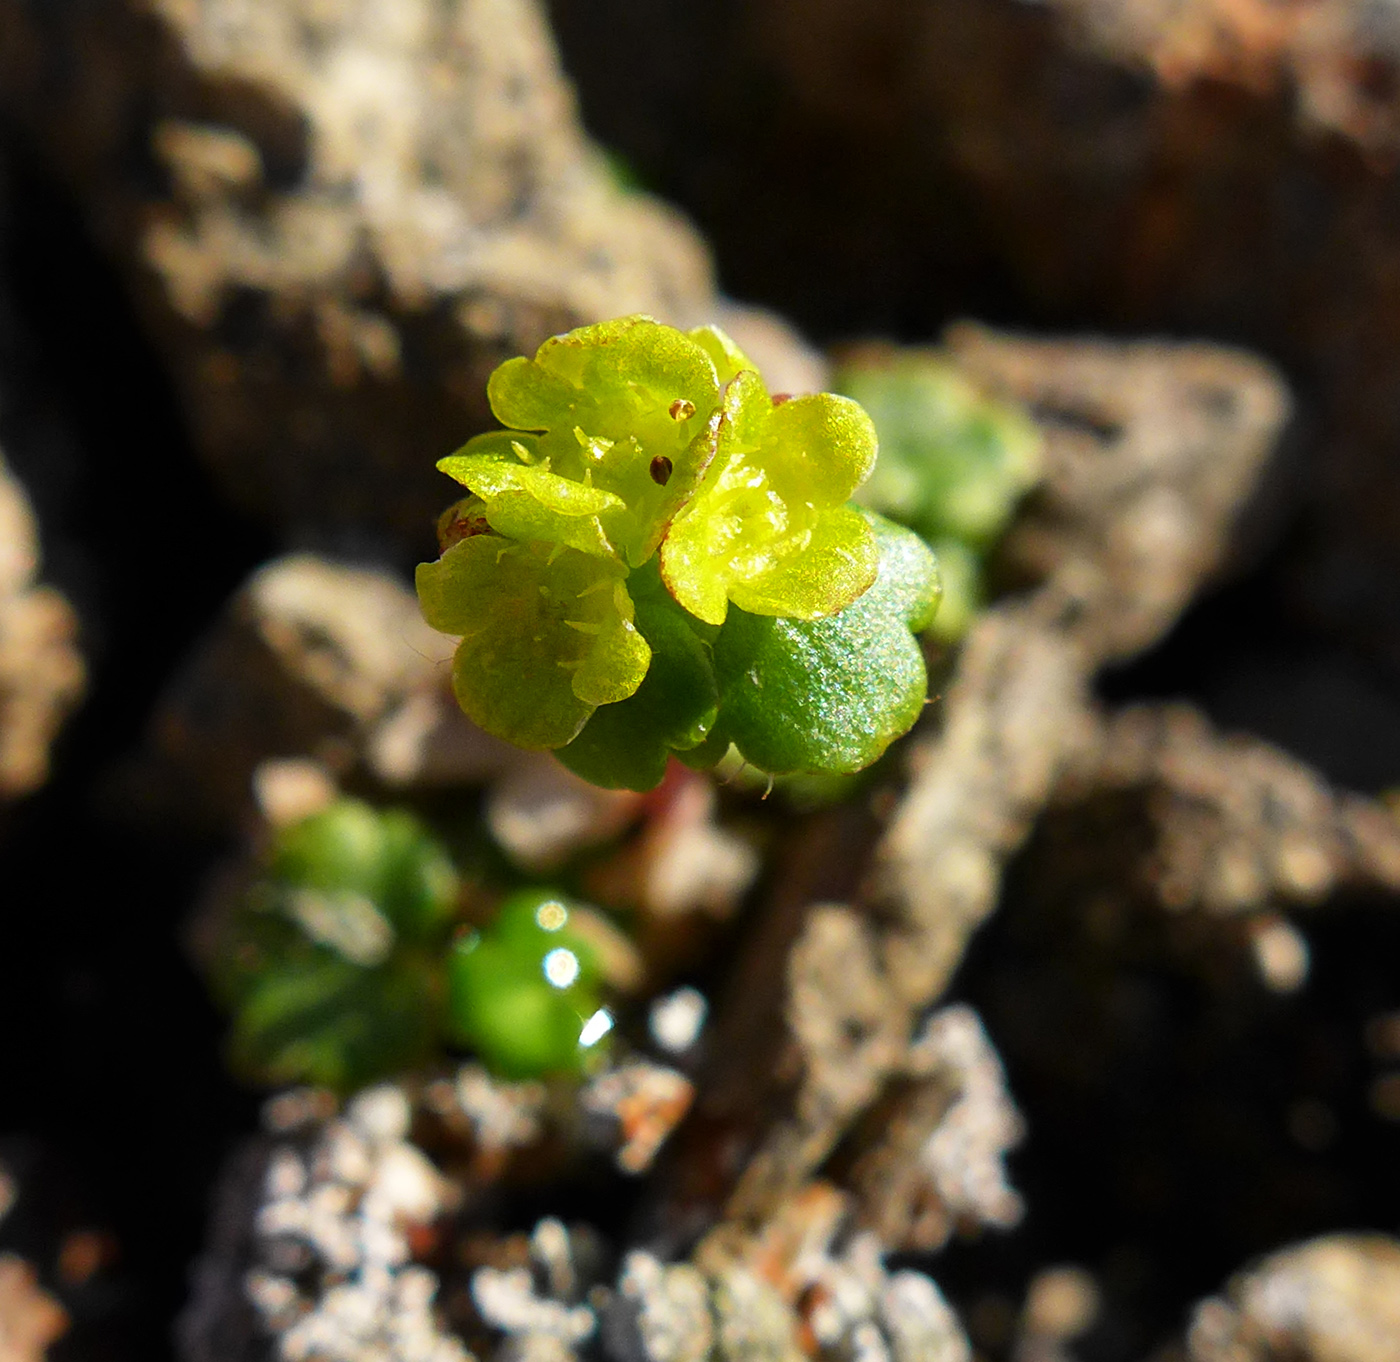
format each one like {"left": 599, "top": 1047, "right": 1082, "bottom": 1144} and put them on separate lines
{"left": 417, "top": 315, "right": 940, "bottom": 790}
{"left": 211, "top": 799, "right": 612, "bottom": 1090}
{"left": 835, "top": 350, "right": 1041, "bottom": 642}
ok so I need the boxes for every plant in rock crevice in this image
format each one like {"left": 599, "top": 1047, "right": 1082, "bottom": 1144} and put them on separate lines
{"left": 417, "top": 316, "right": 942, "bottom": 791}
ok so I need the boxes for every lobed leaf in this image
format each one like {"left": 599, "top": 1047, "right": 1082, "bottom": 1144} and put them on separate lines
{"left": 417, "top": 535, "right": 650, "bottom": 749}
{"left": 439, "top": 433, "right": 623, "bottom": 560}
{"left": 660, "top": 376, "right": 877, "bottom": 625}
{"left": 688, "top": 323, "right": 754, "bottom": 385}
{"left": 727, "top": 504, "right": 877, "bottom": 621}
{"left": 485, "top": 316, "right": 727, "bottom": 565}
{"left": 557, "top": 562, "right": 719, "bottom": 790}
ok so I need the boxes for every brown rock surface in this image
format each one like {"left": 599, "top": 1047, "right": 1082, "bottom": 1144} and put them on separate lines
{"left": 0, "top": 0, "right": 803, "bottom": 549}
{"left": 1188, "top": 1235, "right": 1400, "bottom": 1362}
{"left": 658, "top": 327, "right": 1292, "bottom": 1229}
{"left": 142, "top": 553, "right": 455, "bottom": 823}
{"left": 1050, "top": 700, "right": 1400, "bottom": 920}
{"left": 0, "top": 453, "right": 84, "bottom": 799}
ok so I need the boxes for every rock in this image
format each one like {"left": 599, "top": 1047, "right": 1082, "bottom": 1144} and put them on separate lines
{"left": 1188, "top": 1235, "right": 1400, "bottom": 1362}
{"left": 0, "top": 0, "right": 810, "bottom": 550}
{"left": 865, "top": 330, "right": 1289, "bottom": 1009}
{"left": 0, "top": 453, "right": 84, "bottom": 800}
{"left": 1048, "top": 701, "right": 1400, "bottom": 921}
{"left": 584, "top": 770, "right": 760, "bottom": 928}
{"left": 486, "top": 757, "right": 641, "bottom": 873}
{"left": 179, "top": 1080, "right": 470, "bottom": 1362}
{"left": 0, "top": 1254, "right": 69, "bottom": 1362}
{"left": 850, "top": 1006, "right": 1025, "bottom": 1252}
{"left": 693, "top": 1187, "right": 971, "bottom": 1362}
{"left": 581, "top": 1062, "right": 695, "bottom": 1175}
{"left": 948, "top": 327, "right": 1289, "bottom": 667}
{"left": 666, "top": 330, "right": 1290, "bottom": 1226}
{"left": 1020, "top": 1266, "right": 1099, "bottom": 1344}
{"left": 143, "top": 553, "right": 453, "bottom": 824}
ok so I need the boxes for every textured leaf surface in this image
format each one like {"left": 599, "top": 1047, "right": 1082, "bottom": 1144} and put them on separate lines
{"left": 661, "top": 379, "right": 878, "bottom": 624}
{"left": 712, "top": 511, "right": 940, "bottom": 774}
{"left": 486, "top": 316, "right": 725, "bottom": 564}
{"left": 439, "top": 433, "right": 623, "bottom": 560}
{"left": 727, "top": 504, "right": 877, "bottom": 620}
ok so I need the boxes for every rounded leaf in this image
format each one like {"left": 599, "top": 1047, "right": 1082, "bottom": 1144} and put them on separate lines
{"left": 764, "top": 392, "right": 878, "bottom": 506}
{"left": 416, "top": 536, "right": 651, "bottom": 750}
{"left": 712, "top": 512, "right": 940, "bottom": 774}
{"left": 484, "top": 316, "right": 724, "bottom": 564}
{"left": 661, "top": 377, "right": 877, "bottom": 624}
{"left": 727, "top": 504, "right": 877, "bottom": 621}
{"left": 557, "top": 563, "right": 719, "bottom": 790}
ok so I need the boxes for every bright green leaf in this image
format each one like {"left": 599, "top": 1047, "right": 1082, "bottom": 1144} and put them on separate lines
{"left": 417, "top": 535, "right": 651, "bottom": 749}
{"left": 439, "top": 435, "right": 624, "bottom": 560}
{"left": 557, "top": 562, "right": 719, "bottom": 790}
{"left": 484, "top": 316, "right": 724, "bottom": 565}
{"left": 446, "top": 889, "right": 604, "bottom": 1079}
{"left": 836, "top": 352, "right": 1041, "bottom": 548}
{"left": 661, "top": 377, "right": 876, "bottom": 625}
{"left": 711, "top": 511, "right": 940, "bottom": 774}
{"left": 764, "top": 392, "right": 878, "bottom": 506}
{"left": 727, "top": 504, "right": 877, "bottom": 621}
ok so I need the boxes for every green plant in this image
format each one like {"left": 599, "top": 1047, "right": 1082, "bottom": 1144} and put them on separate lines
{"left": 212, "top": 800, "right": 614, "bottom": 1088}
{"left": 213, "top": 799, "right": 460, "bottom": 1091}
{"left": 446, "top": 888, "right": 608, "bottom": 1080}
{"left": 834, "top": 350, "right": 1041, "bottom": 642}
{"left": 417, "top": 316, "right": 941, "bottom": 790}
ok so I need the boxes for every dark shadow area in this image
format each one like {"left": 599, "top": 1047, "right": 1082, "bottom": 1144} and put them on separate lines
{"left": 0, "top": 138, "right": 272, "bottom": 1362}
{"left": 937, "top": 847, "right": 1400, "bottom": 1362}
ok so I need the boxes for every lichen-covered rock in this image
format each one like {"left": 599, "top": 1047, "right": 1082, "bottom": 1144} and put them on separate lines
{"left": 179, "top": 1083, "right": 470, "bottom": 1362}
{"left": 0, "top": 0, "right": 814, "bottom": 549}
{"left": 1188, "top": 1235, "right": 1400, "bottom": 1362}
{"left": 0, "top": 453, "right": 83, "bottom": 800}
{"left": 850, "top": 1006, "right": 1024, "bottom": 1252}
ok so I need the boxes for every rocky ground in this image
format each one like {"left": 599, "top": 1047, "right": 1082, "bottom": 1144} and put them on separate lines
{"left": 2, "top": 3, "right": 1400, "bottom": 1362}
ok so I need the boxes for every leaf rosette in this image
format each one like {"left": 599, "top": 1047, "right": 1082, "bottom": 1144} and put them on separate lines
{"left": 835, "top": 349, "right": 1041, "bottom": 642}
{"left": 417, "top": 315, "right": 943, "bottom": 788}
